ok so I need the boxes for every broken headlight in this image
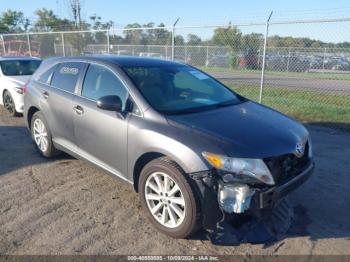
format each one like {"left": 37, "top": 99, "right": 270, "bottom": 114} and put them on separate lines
{"left": 202, "top": 152, "right": 275, "bottom": 185}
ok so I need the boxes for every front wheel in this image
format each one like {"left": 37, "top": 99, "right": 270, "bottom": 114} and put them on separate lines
{"left": 139, "top": 157, "right": 200, "bottom": 238}
{"left": 31, "top": 111, "right": 60, "bottom": 158}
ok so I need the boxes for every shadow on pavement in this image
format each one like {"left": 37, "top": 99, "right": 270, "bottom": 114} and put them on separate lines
{"left": 0, "top": 125, "right": 73, "bottom": 175}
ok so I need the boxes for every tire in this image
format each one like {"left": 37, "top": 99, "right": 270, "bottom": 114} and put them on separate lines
{"left": 31, "top": 111, "right": 60, "bottom": 158}
{"left": 139, "top": 157, "right": 200, "bottom": 238}
{"left": 3, "top": 90, "right": 20, "bottom": 117}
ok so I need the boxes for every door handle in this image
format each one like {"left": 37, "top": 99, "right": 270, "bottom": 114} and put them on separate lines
{"left": 42, "top": 91, "right": 49, "bottom": 99}
{"left": 73, "top": 105, "right": 84, "bottom": 115}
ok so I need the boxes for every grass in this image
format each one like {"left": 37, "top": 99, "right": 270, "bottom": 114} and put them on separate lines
{"left": 201, "top": 67, "right": 350, "bottom": 81}
{"left": 225, "top": 82, "right": 350, "bottom": 129}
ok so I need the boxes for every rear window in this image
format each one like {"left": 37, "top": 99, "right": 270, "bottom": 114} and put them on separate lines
{"left": 0, "top": 60, "right": 41, "bottom": 76}
{"left": 51, "top": 62, "right": 84, "bottom": 93}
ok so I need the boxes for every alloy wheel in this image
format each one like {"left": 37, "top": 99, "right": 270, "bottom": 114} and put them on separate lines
{"left": 144, "top": 172, "right": 186, "bottom": 228}
{"left": 3, "top": 92, "right": 15, "bottom": 115}
{"left": 33, "top": 118, "right": 48, "bottom": 152}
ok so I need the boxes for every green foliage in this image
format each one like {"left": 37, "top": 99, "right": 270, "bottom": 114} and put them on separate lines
{"left": 268, "top": 35, "right": 350, "bottom": 49}
{"left": 89, "top": 14, "right": 114, "bottom": 44}
{"left": 229, "top": 51, "right": 239, "bottom": 69}
{"left": 34, "top": 8, "right": 73, "bottom": 32}
{"left": 187, "top": 34, "right": 202, "bottom": 45}
{"left": 122, "top": 22, "right": 172, "bottom": 45}
{"left": 175, "top": 35, "right": 184, "bottom": 45}
{"left": 225, "top": 82, "right": 350, "bottom": 126}
{"left": 0, "top": 10, "right": 28, "bottom": 33}
{"left": 212, "top": 24, "right": 241, "bottom": 50}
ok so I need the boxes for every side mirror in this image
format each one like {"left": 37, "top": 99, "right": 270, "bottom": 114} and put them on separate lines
{"left": 97, "top": 95, "right": 122, "bottom": 112}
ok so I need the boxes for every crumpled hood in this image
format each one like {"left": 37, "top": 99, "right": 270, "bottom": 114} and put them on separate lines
{"left": 2, "top": 75, "right": 31, "bottom": 87}
{"left": 166, "top": 101, "right": 309, "bottom": 158}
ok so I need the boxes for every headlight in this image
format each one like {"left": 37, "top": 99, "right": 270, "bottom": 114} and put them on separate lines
{"left": 202, "top": 152, "right": 275, "bottom": 185}
{"left": 13, "top": 86, "right": 24, "bottom": 94}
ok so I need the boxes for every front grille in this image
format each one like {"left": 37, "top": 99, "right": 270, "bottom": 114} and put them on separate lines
{"left": 264, "top": 142, "right": 310, "bottom": 184}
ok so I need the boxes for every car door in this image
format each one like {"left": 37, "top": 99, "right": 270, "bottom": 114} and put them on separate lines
{"left": 73, "top": 63, "right": 129, "bottom": 179}
{"left": 39, "top": 62, "right": 86, "bottom": 150}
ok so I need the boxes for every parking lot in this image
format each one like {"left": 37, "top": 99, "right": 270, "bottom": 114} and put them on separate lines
{"left": 0, "top": 106, "right": 350, "bottom": 255}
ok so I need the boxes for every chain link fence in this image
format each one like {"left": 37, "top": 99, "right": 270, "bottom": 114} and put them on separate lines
{"left": 0, "top": 18, "right": 349, "bottom": 130}
{"left": 263, "top": 20, "right": 350, "bottom": 131}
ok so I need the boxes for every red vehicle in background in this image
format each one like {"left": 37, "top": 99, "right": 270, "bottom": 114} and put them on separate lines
{"left": 0, "top": 40, "right": 41, "bottom": 57}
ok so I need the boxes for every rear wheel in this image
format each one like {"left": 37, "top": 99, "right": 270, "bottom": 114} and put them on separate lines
{"left": 139, "top": 157, "right": 200, "bottom": 238}
{"left": 31, "top": 111, "right": 60, "bottom": 158}
{"left": 3, "top": 91, "right": 19, "bottom": 117}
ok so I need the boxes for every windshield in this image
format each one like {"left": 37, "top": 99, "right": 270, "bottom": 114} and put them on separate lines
{"left": 123, "top": 65, "right": 242, "bottom": 114}
{"left": 0, "top": 60, "right": 41, "bottom": 76}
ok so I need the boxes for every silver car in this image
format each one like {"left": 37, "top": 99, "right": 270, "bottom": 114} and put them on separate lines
{"left": 24, "top": 56, "right": 314, "bottom": 242}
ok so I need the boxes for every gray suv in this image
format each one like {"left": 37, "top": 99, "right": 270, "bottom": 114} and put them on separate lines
{"left": 24, "top": 56, "right": 314, "bottom": 241}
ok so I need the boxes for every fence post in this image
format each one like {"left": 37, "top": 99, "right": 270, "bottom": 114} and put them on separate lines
{"left": 322, "top": 47, "right": 327, "bottom": 73}
{"left": 107, "top": 30, "right": 110, "bottom": 54}
{"left": 61, "top": 33, "right": 66, "bottom": 56}
{"left": 259, "top": 11, "right": 273, "bottom": 104}
{"left": 27, "top": 33, "right": 32, "bottom": 56}
{"left": 171, "top": 18, "right": 180, "bottom": 61}
{"left": 286, "top": 47, "right": 291, "bottom": 72}
{"left": 1, "top": 35, "right": 5, "bottom": 55}
{"left": 206, "top": 46, "right": 209, "bottom": 66}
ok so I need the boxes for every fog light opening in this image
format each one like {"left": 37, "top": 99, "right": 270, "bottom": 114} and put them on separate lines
{"left": 218, "top": 183, "right": 255, "bottom": 214}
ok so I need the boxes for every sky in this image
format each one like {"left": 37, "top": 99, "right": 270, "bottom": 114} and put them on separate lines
{"left": 1, "top": 0, "right": 350, "bottom": 42}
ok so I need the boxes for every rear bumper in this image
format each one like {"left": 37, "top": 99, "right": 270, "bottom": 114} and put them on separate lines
{"left": 255, "top": 161, "right": 315, "bottom": 209}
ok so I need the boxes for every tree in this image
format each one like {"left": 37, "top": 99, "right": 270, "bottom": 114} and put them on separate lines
{"left": 89, "top": 14, "right": 114, "bottom": 44}
{"left": 69, "top": 0, "right": 82, "bottom": 29}
{"left": 0, "top": 10, "right": 28, "bottom": 33}
{"left": 241, "top": 33, "right": 264, "bottom": 69}
{"left": 154, "top": 23, "right": 171, "bottom": 45}
{"left": 175, "top": 35, "right": 184, "bottom": 45}
{"left": 212, "top": 24, "right": 241, "bottom": 50}
{"left": 212, "top": 24, "right": 242, "bottom": 68}
{"left": 123, "top": 23, "right": 143, "bottom": 45}
{"left": 187, "top": 34, "right": 202, "bottom": 45}
{"left": 34, "top": 8, "right": 73, "bottom": 32}
{"left": 241, "top": 33, "right": 263, "bottom": 52}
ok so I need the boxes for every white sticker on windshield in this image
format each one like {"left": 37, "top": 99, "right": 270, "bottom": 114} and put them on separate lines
{"left": 189, "top": 70, "right": 209, "bottom": 80}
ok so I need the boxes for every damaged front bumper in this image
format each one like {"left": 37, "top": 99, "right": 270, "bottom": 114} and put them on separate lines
{"left": 256, "top": 162, "right": 314, "bottom": 209}
{"left": 190, "top": 161, "right": 315, "bottom": 244}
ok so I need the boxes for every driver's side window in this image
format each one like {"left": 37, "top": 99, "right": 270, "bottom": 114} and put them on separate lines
{"left": 82, "top": 64, "right": 128, "bottom": 110}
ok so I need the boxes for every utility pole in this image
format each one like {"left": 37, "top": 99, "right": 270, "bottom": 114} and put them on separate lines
{"left": 70, "top": 0, "right": 82, "bottom": 29}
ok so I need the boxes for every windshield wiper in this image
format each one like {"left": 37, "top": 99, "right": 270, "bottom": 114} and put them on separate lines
{"left": 164, "top": 104, "right": 217, "bottom": 115}
{"left": 164, "top": 100, "right": 239, "bottom": 115}
{"left": 216, "top": 99, "right": 238, "bottom": 107}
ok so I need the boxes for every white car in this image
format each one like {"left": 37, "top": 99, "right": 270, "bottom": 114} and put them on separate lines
{"left": 0, "top": 56, "right": 41, "bottom": 116}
